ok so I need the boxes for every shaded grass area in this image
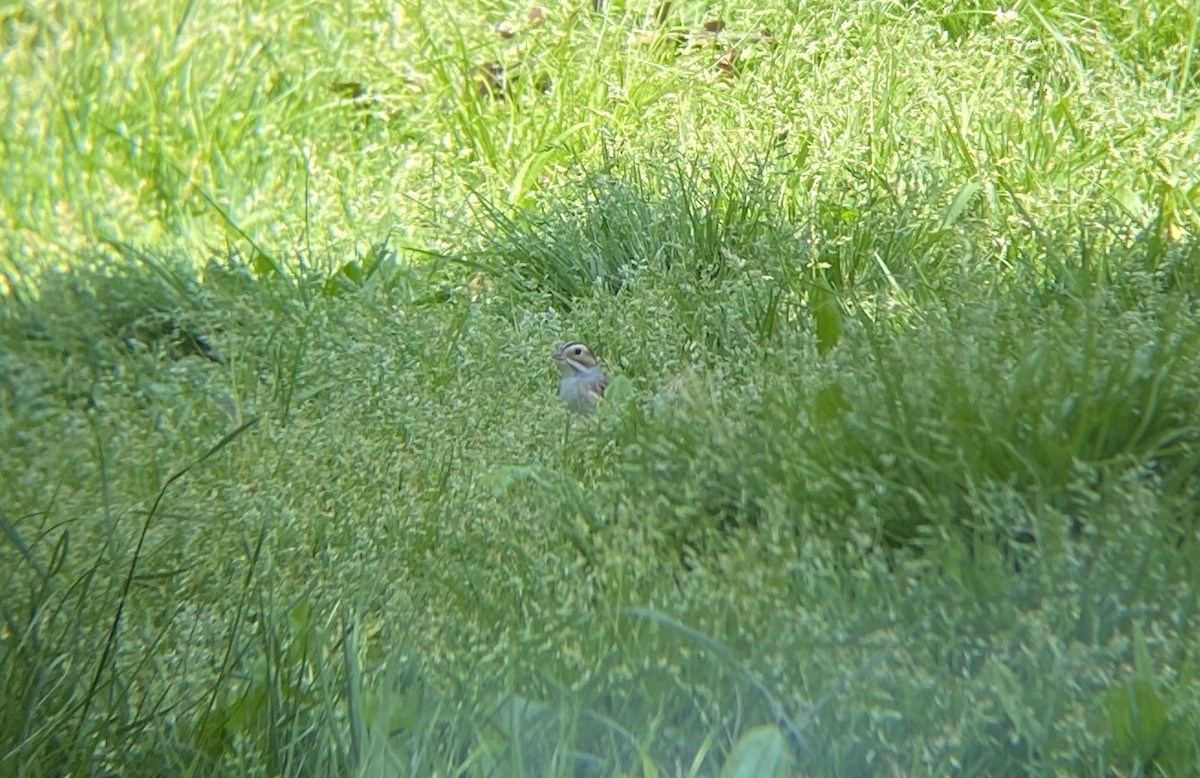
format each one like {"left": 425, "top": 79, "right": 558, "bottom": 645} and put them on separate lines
{"left": 4, "top": 162, "right": 1200, "bottom": 775}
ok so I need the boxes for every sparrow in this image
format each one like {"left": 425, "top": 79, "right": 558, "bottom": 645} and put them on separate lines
{"left": 553, "top": 341, "right": 609, "bottom": 413}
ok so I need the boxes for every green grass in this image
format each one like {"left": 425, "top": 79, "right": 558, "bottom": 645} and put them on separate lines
{"left": 3, "top": 0, "right": 1200, "bottom": 775}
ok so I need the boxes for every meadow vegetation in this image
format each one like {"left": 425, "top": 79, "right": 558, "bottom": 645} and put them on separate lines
{"left": 2, "top": 0, "right": 1199, "bottom": 775}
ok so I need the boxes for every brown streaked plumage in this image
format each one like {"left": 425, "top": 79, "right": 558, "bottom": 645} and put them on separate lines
{"left": 553, "top": 341, "right": 609, "bottom": 413}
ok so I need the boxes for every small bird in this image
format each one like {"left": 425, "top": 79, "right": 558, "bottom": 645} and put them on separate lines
{"left": 553, "top": 341, "right": 609, "bottom": 413}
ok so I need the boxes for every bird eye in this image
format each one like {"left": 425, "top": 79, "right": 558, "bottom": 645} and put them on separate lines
{"left": 573, "top": 347, "right": 583, "bottom": 355}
